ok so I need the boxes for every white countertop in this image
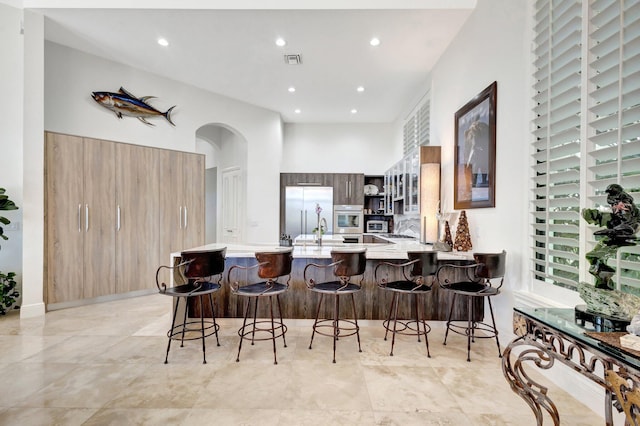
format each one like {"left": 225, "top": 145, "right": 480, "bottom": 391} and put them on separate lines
{"left": 180, "top": 240, "right": 472, "bottom": 261}
{"left": 293, "top": 234, "right": 348, "bottom": 246}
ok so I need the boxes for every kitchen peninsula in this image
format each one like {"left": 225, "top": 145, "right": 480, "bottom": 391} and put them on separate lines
{"left": 175, "top": 238, "right": 481, "bottom": 322}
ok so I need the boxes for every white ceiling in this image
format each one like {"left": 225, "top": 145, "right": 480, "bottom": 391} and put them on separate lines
{"left": 30, "top": 1, "right": 475, "bottom": 123}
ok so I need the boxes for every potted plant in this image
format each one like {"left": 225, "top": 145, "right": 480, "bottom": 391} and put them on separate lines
{"left": 0, "top": 187, "right": 19, "bottom": 315}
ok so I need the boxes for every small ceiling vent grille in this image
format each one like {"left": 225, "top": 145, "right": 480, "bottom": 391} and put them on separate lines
{"left": 284, "top": 54, "right": 302, "bottom": 65}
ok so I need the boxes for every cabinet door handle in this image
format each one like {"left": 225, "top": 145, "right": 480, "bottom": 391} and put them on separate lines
{"left": 179, "top": 206, "right": 183, "bottom": 229}
{"left": 117, "top": 205, "right": 121, "bottom": 231}
{"left": 300, "top": 210, "right": 304, "bottom": 236}
{"left": 85, "top": 204, "right": 89, "bottom": 232}
{"left": 78, "top": 204, "right": 82, "bottom": 232}
{"left": 184, "top": 206, "right": 188, "bottom": 229}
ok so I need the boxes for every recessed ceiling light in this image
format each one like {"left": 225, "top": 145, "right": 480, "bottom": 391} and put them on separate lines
{"left": 275, "top": 38, "right": 286, "bottom": 47}
{"left": 357, "top": 86, "right": 365, "bottom": 93}
{"left": 294, "top": 109, "right": 301, "bottom": 114}
{"left": 369, "top": 38, "right": 380, "bottom": 47}
{"left": 157, "top": 38, "right": 169, "bottom": 47}
{"left": 288, "top": 87, "right": 296, "bottom": 93}
{"left": 351, "top": 109, "right": 358, "bottom": 114}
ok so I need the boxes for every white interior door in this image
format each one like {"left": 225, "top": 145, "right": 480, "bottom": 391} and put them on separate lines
{"left": 221, "top": 167, "right": 242, "bottom": 243}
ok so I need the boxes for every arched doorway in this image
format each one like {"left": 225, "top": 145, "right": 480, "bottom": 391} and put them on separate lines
{"left": 195, "top": 123, "right": 248, "bottom": 244}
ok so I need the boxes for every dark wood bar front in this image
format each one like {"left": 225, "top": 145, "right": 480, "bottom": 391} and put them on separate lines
{"left": 186, "top": 252, "right": 481, "bottom": 321}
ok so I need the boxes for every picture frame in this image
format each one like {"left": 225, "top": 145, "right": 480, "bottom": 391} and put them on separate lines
{"left": 454, "top": 81, "right": 497, "bottom": 209}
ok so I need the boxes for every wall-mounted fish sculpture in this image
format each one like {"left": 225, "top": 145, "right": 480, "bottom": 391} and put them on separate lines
{"left": 91, "top": 87, "right": 175, "bottom": 126}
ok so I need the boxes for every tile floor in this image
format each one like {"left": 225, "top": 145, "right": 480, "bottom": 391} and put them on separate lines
{"left": 0, "top": 295, "right": 603, "bottom": 425}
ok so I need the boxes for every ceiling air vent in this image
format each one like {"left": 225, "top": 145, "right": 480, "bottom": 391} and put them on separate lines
{"left": 284, "top": 54, "right": 302, "bottom": 65}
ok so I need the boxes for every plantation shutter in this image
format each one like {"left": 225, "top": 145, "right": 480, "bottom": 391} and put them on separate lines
{"left": 403, "top": 95, "right": 431, "bottom": 155}
{"left": 531, "top": 0, "right": 583, "bottom": 289}
{"left": 587, "top": 0, "right": 640, "bottom": 294}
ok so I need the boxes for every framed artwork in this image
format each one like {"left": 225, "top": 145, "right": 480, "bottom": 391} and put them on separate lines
{"left": 454, "top": 81, "right": 497, "bottom": 209}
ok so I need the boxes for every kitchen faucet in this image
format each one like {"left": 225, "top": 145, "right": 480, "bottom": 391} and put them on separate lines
{"left": 317, "top": 217, "right": 327, "bottom": 246}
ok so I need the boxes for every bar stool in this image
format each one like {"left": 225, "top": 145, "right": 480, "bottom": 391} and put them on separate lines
{"left": 374, "top": 251, "right": 438, "bottom": 357}
{"left": 436, "top": 250, "right": 506, "bottom": 362}
{"left": 155, "top": 247, "right": 226, "bottom": 364}
{"left": 303, "top": 248, "right": 367, "bottom": 363}
{"left": 227, "top": 248, "right": 293, "bottom": 364}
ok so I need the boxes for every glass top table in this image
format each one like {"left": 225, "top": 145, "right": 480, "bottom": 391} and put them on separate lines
{"left": 502, "top": 306, "right": 640, "bottom": 425}
{"left": 514, "top": 306, "right": 640, "bottom": 371}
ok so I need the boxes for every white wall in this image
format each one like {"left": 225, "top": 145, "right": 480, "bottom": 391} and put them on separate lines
{"left": 429, "top": 0, "right": 529, "bottom": 329}
{"left": 44, "top": 42, "right": 283, "bottom": 245}
{"left": 0, "top": 3, "right": 24, "bottom": 295}
{"left": 282, "top": 123, "right": 399, "bottom": 174}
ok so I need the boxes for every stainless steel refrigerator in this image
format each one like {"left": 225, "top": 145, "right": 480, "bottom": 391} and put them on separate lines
{"left": 285, "top": 186, "right": 333, "bottom": 237}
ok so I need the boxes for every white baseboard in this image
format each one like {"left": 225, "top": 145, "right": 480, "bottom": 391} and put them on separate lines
{"left": 19, "top": 301, "right": 46, "bottom": 318}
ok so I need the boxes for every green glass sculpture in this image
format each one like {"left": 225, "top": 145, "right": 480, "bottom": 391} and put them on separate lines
{"left": 582, "top": 184, "right": 640, "bottom": 290}
{"left": 579, "top": 184, "right": 640, "bottom": 318}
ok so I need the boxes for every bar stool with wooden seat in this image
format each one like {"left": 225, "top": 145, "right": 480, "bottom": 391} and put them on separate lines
{"left": 155, "top": 247, "right": 226, "bottom": 364}
{"left": 226, "top": 247, "right": 293, "bottom": 365}
{"left": 303, "top": 248, "right": 367, "bottom": 363}
{"left": 374, "top": 251, "right": 438, "bottom": 357}
{"left": 436, "top": 250, "right": 506, "bottom": 362}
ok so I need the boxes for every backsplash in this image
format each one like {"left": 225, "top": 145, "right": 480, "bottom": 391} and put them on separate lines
{"left": 393, "top": 214, "right": 421, "bottom": 238}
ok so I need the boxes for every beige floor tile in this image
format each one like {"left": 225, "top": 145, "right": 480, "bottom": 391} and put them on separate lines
{"left": 184, "top": 408, "right": 282, "bottom": 426}
{"left": 0, "top": 407, "right": 98, "bottom": 426}
{"left": 82, "top": 408, "right": 188, "bottom": 425}
{"left": 278, "top": 409, "right": 377, "bottom": 425}
{"left": 373, "top": 410, "right": 472, "bottom": 426}
{"left": 0, "top": 362, "right": 78, "bottom": 408}
{"left": 363, "top": 365, "right": 460, "bottom": 414}
{"left": 287, "top": 360, "right": 373, "bottom": 412}
{"left": 13, "top": 364, "right": 141, "bottom": 409}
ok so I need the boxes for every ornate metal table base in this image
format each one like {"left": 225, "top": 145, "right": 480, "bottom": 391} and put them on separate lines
{"left": 502, "top": 308, "right": 640, "bottom": 425}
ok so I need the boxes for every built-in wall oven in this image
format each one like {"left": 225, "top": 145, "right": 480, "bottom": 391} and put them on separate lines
{"left": 333, "top": 205, "right": 364, "bottom": 236}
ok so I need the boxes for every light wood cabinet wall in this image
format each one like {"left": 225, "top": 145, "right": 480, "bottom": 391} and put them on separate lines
{"left": 157, "top": 150, "right": 205, "bottom": 285}
{"left": 45, "top": 132, "right": 204, "bottom": 307}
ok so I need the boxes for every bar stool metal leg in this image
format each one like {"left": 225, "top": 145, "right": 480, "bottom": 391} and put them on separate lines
{"left": 444, "top": 293, "right": 457, "bottom": 345}
{"left": 208, "top": 293, "right": 221, "bottom": 347}
{"left": 180, "top": 296, "right": 189, "bottom": 348}
{"left": 237, "top": 297, "right": 252, "bottom": 362}
{"left": 466, "top": 296, "right": 473, "bottom": 362}
{"left": 350, "top": 293, "right": 362, "bottom": 354}
{"left": 384, "top": 293, "right": 396, "bottom": 342}
{"left": 390, "top": 293, "right": 399, "bottom": 356}
{"left": 199, "top": 295, "right": 207, "bottom": 364}
{"left": 165, "top": 297, "right": 180, "bottom": 364}
{"left": 276, "top": 295, "right": 288, "bottom": 348}
{"left": 333, "top": 294, "right": 339, "bottom": 363}
{"left": 487, "top": 297, "right": 502, "bottom": 358}
{"left": 309, "top": 294, "right": 324, "bottom": 350}
{"left": 269, "top": 295, "right": 278, "bottom": 365}
{"left": 251, "top": 298, "right": 260, "bottom": 345}
{"left": 416, "top": 293, "right": 430, "bottom": 357}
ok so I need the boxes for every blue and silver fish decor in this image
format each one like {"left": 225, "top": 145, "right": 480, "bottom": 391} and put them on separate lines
{"left": 91, "top": 87, "right": 176, "bottom": 126}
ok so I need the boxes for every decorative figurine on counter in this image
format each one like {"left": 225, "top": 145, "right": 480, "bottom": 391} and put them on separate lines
{"left": 433, "top": 203, "right": 452, "bottom": 252}
{"left": 578, "top": 184, "right": 640, "bottom": 319}
{"left": 454, "top": 210, "right": 472, "bottom": 252}
{"left": 443, "top": 221, "right": 454, "bottom": 249}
